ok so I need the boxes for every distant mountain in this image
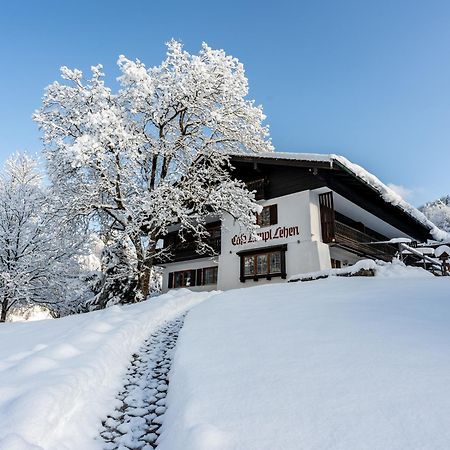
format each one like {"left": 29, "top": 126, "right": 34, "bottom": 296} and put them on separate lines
{"left": 420, "top": 195, "right": 450, "bottom": 233}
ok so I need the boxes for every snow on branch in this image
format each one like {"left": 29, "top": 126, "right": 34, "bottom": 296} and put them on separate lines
{"left": 34, "top": 40, "right": 273, "bottom": 301}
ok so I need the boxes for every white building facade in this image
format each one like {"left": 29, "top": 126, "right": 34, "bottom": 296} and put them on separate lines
{"left": 160, "top": 153, "right": 435, "bottom": 292}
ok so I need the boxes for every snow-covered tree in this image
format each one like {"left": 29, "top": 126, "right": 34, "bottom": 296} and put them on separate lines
{"left": 0, "top": 153, "right": 87, "bottom": 322}
{"left": 34, "top": 40, "right": 273, "bottom": 301}
{"left": 87, "top": 239, "right": 137, "bottom": 310}
{"left": 420, "top": 196, "right": 450, "bottom": 234}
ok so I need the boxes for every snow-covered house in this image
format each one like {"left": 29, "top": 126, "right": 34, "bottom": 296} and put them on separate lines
{"left": 160, "top": 152, "right": 442, "bottom": 292}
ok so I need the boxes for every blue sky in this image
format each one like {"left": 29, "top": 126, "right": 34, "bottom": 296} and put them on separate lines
{"left": 1, "top": 0, "right": 449, "bottom": 205}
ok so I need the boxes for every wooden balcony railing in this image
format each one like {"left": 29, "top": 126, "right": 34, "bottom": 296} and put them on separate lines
{"left": 162, "top": 235, "right": 221, "bottom": 262}
{"left": 172, "top": 236, "right": 221, "bottom": 253}
{"left": 334, "top": 221, "right": 397, "bottom": 261}
{"left": 319, "top": 192, "right": 396, "bottom": 261}
{"left": 246, "top": 178, "right": 266, "bottom": 200}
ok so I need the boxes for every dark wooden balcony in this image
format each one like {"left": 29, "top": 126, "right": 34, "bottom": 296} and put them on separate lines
{"left": 319, "top": 191, "right": 397, "bottom": 261}
{"left": 245, "top": 178, "right": 267, "bottom": 200}
{"left": 165, "top": 236, "right": 221, "bottom": 262}
{"left": 159, "top": 222, "right": 221, "bottom": 263}
{"left": 334, "top": 220, "right": 397, "bottom": 261}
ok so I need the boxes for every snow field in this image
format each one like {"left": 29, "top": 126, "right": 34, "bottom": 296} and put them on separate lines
{"left": 0, "top": 289, "right": 216, "bottom": 450}
{"left": 99, "top": 314, "right": 186, "bottom": 450}
{"left": 158, "top": 276, "right": 450, "bottom": 450}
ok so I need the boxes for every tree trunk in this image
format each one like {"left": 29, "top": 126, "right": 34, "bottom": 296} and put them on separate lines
{"left": 136, "top": 240, "right": 156, "bottom": 301}
{"left": 137, "top": 265, "right": 152, "bottom": 300}
{"left": 0, "top": 298, "right": 8, "bottom": 323}
{"left": 130, "top": 233, "right": 156, "bottom": 302}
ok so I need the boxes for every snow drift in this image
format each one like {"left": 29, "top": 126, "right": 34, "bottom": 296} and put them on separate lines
{"left": 0, "top": 289, "right": 216, "bottom": 450}
{"left": 158, "top": 275, "right": 450, "bottom": 450}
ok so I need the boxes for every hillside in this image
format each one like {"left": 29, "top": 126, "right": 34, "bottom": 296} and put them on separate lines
{"left": 1, "top": 266, "right": 450, "bottom": 450}
{"left": 420, "top": 195, "right": 450, "bottom": 233}
{"left": 0, "top": 290, "right": 216, "bottom": 450}
{"left": 159, "top": 273, "right": 450, "bottom": 450}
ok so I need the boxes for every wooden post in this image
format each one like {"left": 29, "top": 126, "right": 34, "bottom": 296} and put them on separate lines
{"left": 440, "top": 255, "right": 449, "bottom": 276}
{"left": 398, "top": 243, "right": 404, "bottom": 262}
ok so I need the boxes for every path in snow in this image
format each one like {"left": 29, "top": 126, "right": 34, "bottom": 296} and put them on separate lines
{"left": 99, "top": 314, "right": 185, "bottom": 450}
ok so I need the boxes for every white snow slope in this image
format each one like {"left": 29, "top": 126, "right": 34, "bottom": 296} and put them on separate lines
{"left": 158, "top": 275, "right": 450, "bottom": 450}
{"left": 0, "top": 289, "right": 216, "bottom": 450}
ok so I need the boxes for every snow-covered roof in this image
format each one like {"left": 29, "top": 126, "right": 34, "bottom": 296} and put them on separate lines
{"left": 229, "top": 151, "right": 450, "bottom": 242}
{"left": 229, "top": 151, "right": 335, "bottom": 165}
{"left": 435, "top": 245, "right": 450, "bottom": 258}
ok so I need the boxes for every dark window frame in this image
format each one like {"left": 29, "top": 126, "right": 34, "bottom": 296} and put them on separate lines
{"left": 256, "top": 204, "right": 278, "bottom": 228}
{"left": 196, "top": 266, "right": 218, "bottom": 286}
{"left": 168, "top": 266, "right": 218, "bottom": 289}
{"left": 172, "top": 269, "right": 196, "bottom": 288}
{"left": 237, "top": 244, "right": 287, "bottom": 282}
{"left": 331, "top": 258, "right": 342, "bottom": 269}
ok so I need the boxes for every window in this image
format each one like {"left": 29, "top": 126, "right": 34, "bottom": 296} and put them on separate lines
{"left": 173, "top": 270, "right": 196, "bottom": 288}
{"left": 238, "top": 245, "right": 287, "bottom": 282}
{"left": 244, "top": 256, "right": 255, "bottom": 276}
{"left": 270, "top": 251, "right": 281, "bottom": 273}
{"left": 203, "top": 267, "right": 218, "bottom": 285}
{"left": 256, "top": 254, "right": 268, "bottom": 275}
{"left": 168, "top": 266, "right": 218, "bottom": 288}
{"left": 331, "top": 258, "right": 341, "bottom": 269}
{"left": 257, "top": 204, "right": 278, "bottom": 227}
{"left": 243, "top": 251, "right": 282, "bottom": 278}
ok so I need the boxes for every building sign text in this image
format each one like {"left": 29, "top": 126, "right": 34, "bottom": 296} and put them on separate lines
{"left": 231, "top": 225, "right": 300, "bottom": 246}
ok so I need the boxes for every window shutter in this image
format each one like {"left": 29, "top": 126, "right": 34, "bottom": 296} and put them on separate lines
{"left": 196, "top": 269, "right": 203, "bottom": 286}
{"left": 188, "top": 270, "right": 196, "bottom": 287}
{"left": 319, "top": 192, "right": 335, "bottom": 243}
{"left": 239, "top": 255, "right": 246, "bottom": 282}
{"left": 281, "top": 248, "right": 287, "bottom": 279}
{"left": 269, "top": 204, "right": 278, "bottom": 225}
{"left": 168, "top": 272, "right": 174, "bottom": 289}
